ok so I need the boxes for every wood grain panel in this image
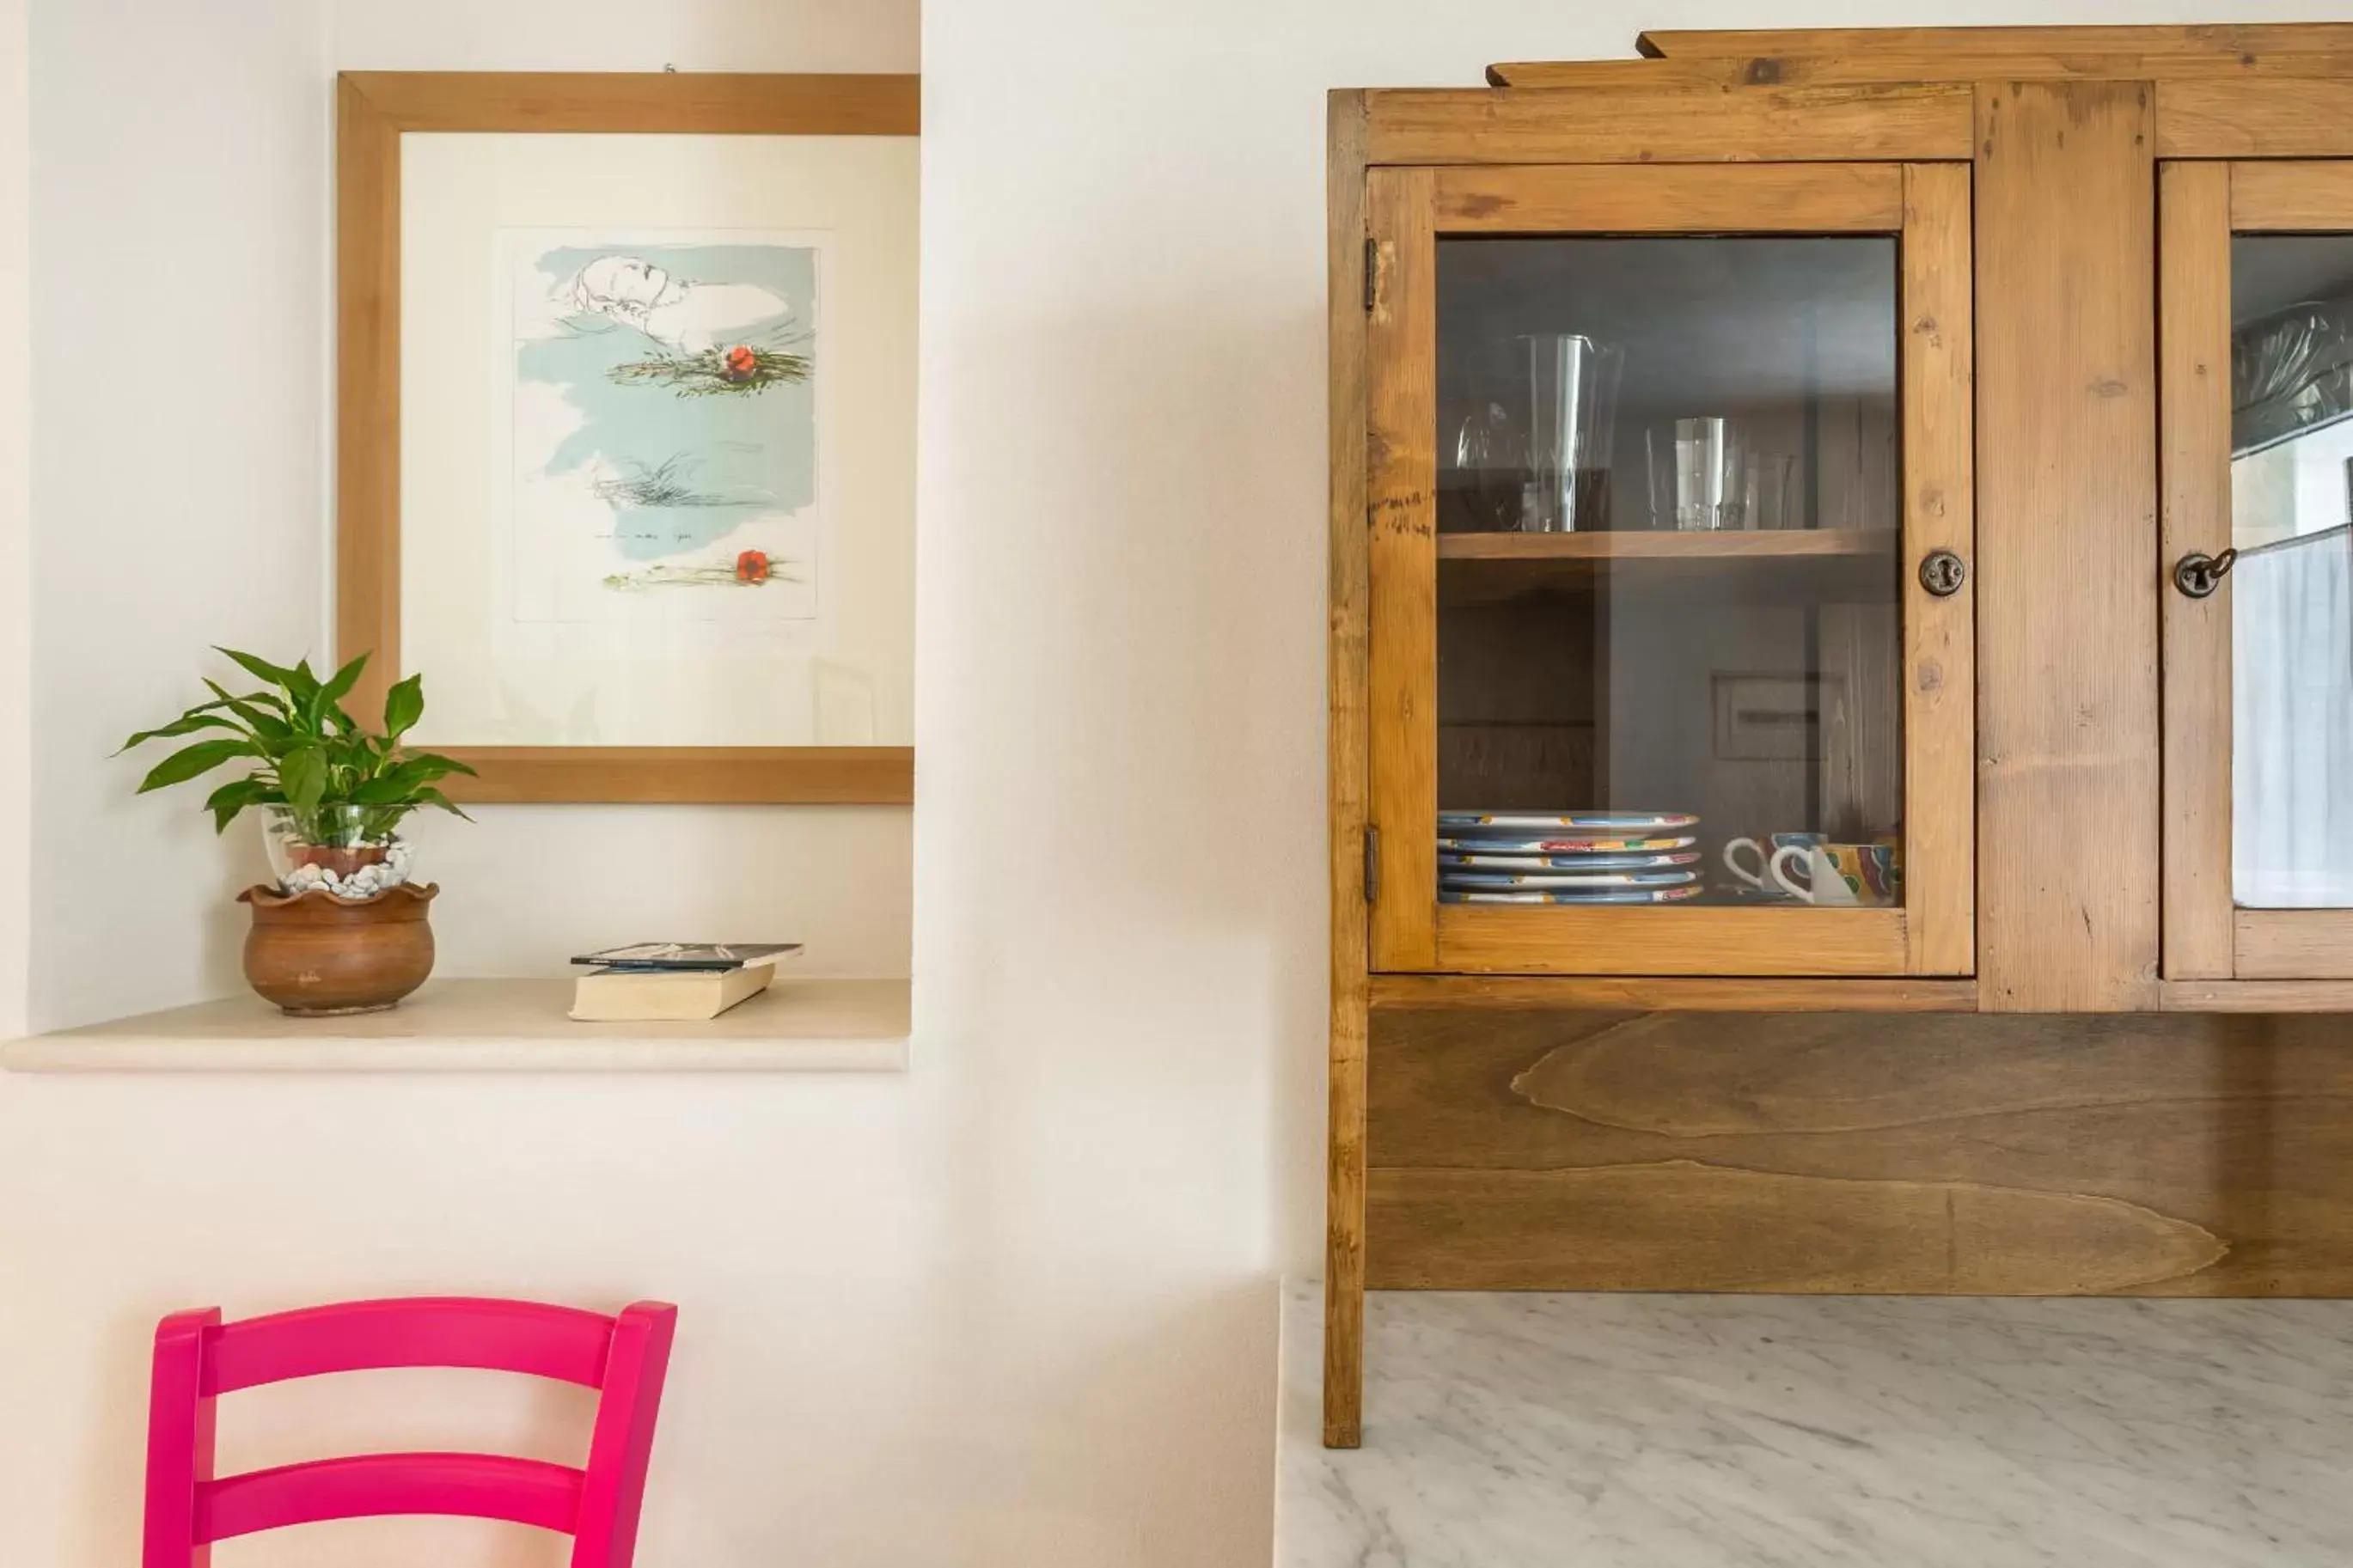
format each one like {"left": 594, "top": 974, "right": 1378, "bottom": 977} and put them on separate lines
{"left": 1431, "top": 163, "right": 1902, "bottom": 234}
{"left": 1363, "top": 168, "right": 1439, "bottom": 972}
{"left": 1367, "top": 1008, "right": 2353, "bottom": 1294}
{"left": 2158, "top": 80, "right": 2353, "bottom": 157}
{"left": 1433, "top": 905, "right": 1910, "bottom": 976}
{"left": 1323, "top": 90, "right": 1371, "bottom": 1453}
{"left": 1972, "top": 83, "right": 2160, "bottom": 1010}
{"left": 2159, "top": 162, "right": 2235, "bottom": 980}
{"left": 1361, "top": 84, "right": 1972, "bottom": 166}
{"left": 1369, "top": 974, "right": 1977, "bottom": 1010}
{"left": 2230, "top": 160, "right": 2353, "bottom": 230}
{"left": 1491, "top": 51, "right": 2353, "bottom": 90}
{"left": 2235, "top": 911, "right": 2353, "bottom": 979}
{"left": 341, "top": 71, "right": 920, "bottom": 135}
{"left": 1636, "top": 24, "right": 2353, "bottom": 60}
{"left": 442, "top": 747, "right": 913, "bottom": 805}
{"left": 1901, "top": 163, "right": 1976, "bottom": 977}
{"left": 1371, "top": 1164, "right": 2226, "bottom": 1293}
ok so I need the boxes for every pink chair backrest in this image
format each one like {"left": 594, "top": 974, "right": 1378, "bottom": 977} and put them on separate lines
{"left": 144, "top": 1296, "right": 676, "bottom": 1568}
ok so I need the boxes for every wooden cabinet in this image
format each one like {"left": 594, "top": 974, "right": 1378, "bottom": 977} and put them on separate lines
{"left": 1325, "top": 26, "right": 2353, "bottom": 1448}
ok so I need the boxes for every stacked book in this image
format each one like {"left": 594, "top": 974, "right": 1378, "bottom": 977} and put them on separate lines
{"left": 1436, "top": 810, "right": 1702, "bottom": 904}
{"left": 568, "top": 943, "right": 804, "bottom": 1022}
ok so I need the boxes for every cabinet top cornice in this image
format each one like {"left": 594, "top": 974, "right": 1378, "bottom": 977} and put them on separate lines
{"left": 1483, "top": 23, "right": 2353, "bottom": 92}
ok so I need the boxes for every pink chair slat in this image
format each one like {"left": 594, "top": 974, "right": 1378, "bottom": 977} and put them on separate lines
{"left": 205, "top": 1296, "right": 617, "bottom": 1393}
{"left": 195, "top": 1454, "right": 585, "bottom": 1541}
{"left": 143, "top": 1296, "right": 677, "bottom": 1568}
{"left": 571, "top": 1304, "right": 678, "bottom": 1568}
{"left": 144, "top": 1309, "right": 222, "bottom": 1568}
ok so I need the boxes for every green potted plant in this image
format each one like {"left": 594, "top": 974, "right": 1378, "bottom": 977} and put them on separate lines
{"left": 120, "top": 648, "right": 474, "bottom": 1015}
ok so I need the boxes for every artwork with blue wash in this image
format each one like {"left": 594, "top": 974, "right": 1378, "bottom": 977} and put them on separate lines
{"left": 500, "top": 229, "right": 825, "bottom": 629}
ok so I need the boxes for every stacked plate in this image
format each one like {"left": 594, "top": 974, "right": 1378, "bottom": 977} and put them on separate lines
{"left": 1436, "top": 810, "right": 1702, "bottom": 906}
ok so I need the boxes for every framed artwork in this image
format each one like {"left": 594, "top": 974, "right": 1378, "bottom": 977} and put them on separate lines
{"left": 337, "top": 73, "right": 919, "bottom": 802}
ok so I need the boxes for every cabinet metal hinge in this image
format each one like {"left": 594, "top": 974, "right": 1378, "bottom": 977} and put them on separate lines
{"left": 1364, "top": 826, "right": 1380, "bottom": 904}
{"left": 1363, "top": 236, "right": 1378, "bottom": 312}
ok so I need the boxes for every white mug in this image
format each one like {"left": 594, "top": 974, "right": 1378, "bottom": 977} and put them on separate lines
{"left": 1722, "top": 833, "right": 1823, "bottom": 894}
{"left": 1769, "top": 844, "right": 1861, "bottom": 906}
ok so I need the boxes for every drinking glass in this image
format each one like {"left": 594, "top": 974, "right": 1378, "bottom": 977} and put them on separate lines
{"left": 1517, "top": 334, "right": 1623, "bottom": 532}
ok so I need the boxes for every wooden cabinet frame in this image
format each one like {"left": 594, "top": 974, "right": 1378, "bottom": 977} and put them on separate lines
{"left": 1361, "top": 162, "right": 1974, "bottom": 978}
{"left": 2161, "top": 157, "right": 2353, "bottom": 981}
{"left": 1325, "top": 27, "right": 2353, "bottom": 1452}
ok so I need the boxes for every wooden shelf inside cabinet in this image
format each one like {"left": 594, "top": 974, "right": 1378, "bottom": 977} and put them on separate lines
{"left": 1438, "top": 527, "right": 1901, "bottom": 603}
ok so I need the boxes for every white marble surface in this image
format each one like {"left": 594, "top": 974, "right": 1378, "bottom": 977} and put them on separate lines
{"left": 1280, "top": 1282, "right": 2353, "bottom": 1566}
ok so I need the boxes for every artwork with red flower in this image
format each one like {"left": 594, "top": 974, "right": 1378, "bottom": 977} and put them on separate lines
{"left": 510, "top": 232, "right": 821, "bottom": 613}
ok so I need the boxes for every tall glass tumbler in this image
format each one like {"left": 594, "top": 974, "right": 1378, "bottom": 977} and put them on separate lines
{"left": 1517, "top": 334, "right": 1623, "bottom": 532}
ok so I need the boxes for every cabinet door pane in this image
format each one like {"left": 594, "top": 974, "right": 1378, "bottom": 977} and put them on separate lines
{"left": 1433, "top": 236, "right": 1905, "bottom": 910}
{"left": 2232, "top": 235, "right": 2353, "bottom": 908}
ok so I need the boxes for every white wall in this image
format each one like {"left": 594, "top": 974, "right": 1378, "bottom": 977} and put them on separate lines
{"left": 23, "top": 0, "right": 328, "bottom": 1030}
{"left": 0, "top": 0, "right": 28, "bottom": 1042}
{"left": 12, "top": 2, "right": 2353, "bottom": 1567}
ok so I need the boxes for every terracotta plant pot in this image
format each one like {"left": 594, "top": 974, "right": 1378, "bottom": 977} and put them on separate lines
{"left": 236, "top": 882, "right": 439, "bottom": 1016}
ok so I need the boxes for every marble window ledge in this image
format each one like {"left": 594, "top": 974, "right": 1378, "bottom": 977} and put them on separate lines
{"left": 0, "top": 978, "right": 910, "bottom": 1074}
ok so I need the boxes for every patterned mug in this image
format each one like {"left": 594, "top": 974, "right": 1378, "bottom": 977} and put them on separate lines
{"left": 1771, "top": 840, "right": 1901, "bottom": 906}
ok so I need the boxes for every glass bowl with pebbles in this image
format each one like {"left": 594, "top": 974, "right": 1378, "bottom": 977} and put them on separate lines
{"left": 261, "top": 803, "right": 419, "bottom": 901}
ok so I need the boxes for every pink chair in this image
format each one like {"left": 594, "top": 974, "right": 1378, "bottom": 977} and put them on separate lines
{"left": 143, "top": 1296, "right": 677, "bottom": 1568}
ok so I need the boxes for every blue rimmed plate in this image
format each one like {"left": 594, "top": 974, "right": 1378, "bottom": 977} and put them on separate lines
{"left": 1439, "top": 810, "right": 1699, "bottom": 833}
{"left": 1435, "top": 834, "right": 1699, "bottom": 856}
{"left": 1439, "top": 850, "right": 1700, "bottom": 872}
{"left": 1440, "top": 885, "right": 1704, "bottom": 906}
{"left": 1440, "top": 869, "right": 1699, "bottom": 890}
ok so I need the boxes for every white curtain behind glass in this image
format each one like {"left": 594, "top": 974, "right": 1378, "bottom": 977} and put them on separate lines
{"left": 2235, "top": 521, "right": 2353, "bottom": 906}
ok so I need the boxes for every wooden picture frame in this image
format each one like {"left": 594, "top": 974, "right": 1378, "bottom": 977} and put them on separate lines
{"left": 336, "top": 72, "right": 920, "bottom": 804}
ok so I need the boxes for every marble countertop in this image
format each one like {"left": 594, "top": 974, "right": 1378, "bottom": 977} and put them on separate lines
{"left": 1280, "top": 1280, "right": 2353, "bottom": 1566}
{"left": 0, "top": 977, "right": 910, "bottom": 1073}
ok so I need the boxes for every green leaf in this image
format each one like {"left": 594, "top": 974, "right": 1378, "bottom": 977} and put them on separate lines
{"left": 382, "top": 674, "right": 425, "bottom": 740}
{"left": 318, "top": 651, "right": 368, "bottom": 707}
{"left": 406, "top": 748, "right": 477, "bottom": 778}
{"left": 278, "top": 746, "right": 327, "bottom": 812}
{"left": 204, "top": 678, "right": 288, "bottom": 717}
{"left": 136, "top": 737, "right": 257, "bottom": 794}
{"left": 119, "top": 708, "right": 242, "bottom": 752}
{"left": 346, "top": 776, "right": 414, "bottom": 805}
{"left": 229, "top": 699, "right": 292, "bottom": 743}
{"left": 347, "top": 752, "right": 474, "bottom": 805}
{"left": 214, "top": 647, "right": 300, "bottom": 689}
{"left": 416, "top": 786, "right": 472, "bottom": 821}
{"left": 202, "top": 777, "right": 272, "bottom": 834}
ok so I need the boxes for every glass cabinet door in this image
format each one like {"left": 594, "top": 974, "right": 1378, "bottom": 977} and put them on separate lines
{"left": 2162, "top": 162, "right": 2353, "bottom": 980}
{"left": 1365, "top": 164, "right": 1975, "bottom": 976}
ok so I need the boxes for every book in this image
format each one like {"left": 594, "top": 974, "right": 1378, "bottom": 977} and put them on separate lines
{"left": 569, "top": 942, "right": 804, "bottom": 973}
{"left": 569, "top": 963, "right": 777, "bottom": 1022}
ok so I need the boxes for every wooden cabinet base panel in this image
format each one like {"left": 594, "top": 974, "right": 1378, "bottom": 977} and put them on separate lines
{"left": 1367, "top": 1007, "right": 2353, "bottom": 1295}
